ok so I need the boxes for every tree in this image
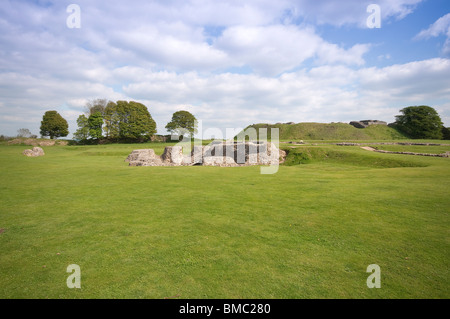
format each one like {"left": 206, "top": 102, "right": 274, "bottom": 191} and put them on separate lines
{"left": 40, "top": 111, "right": 69, "bottom": 139}
{"left": 115, "top": 101, "right": 157, "bottom": 140}
{"left": 85, "top": 98, "right": 110, "bottom": 116}
{"left": 88, "top": 112, "right": 103, "bottom": 140}
{"left": 103, "top": 101, "right": 119, "bottom": 139}
{"left": 165, "top": 110, "right": 198, "bottom": 138}
{"left": 17, "top": 128, "right": 32, "bottom": 138}
{"left": 442, "top": 127, "right": 450, "bottom": 140}
{"left": 73, "top": 115, "right": 89, "bottom": 141}
{"left": 394, "top": 106, "right": 443, "bottom": 139}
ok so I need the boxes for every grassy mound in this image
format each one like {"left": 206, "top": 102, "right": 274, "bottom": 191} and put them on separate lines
{"left": 243, "top": 122, "right": 408, "bottom": 141}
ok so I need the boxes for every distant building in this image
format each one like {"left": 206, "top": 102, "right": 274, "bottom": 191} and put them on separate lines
{"left": 349, "top": 120, "right": 387, "bottom": 128}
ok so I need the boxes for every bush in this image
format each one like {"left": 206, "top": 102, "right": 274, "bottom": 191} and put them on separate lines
{"left": 394, "top": 105, "right": 443, "bottom": 139}
{"left": 0, "top": 135, "right": 13, "bottom": 142}
{"left": 442, "top": 127, "right": 450, "bottom": 140}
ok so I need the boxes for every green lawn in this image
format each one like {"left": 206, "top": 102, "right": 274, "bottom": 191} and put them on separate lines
{"left": 0, "top": 142, "right": 449, "bottom": 298}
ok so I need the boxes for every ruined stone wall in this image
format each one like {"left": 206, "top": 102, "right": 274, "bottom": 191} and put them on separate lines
{"left": 349, "top": 120, "right": 387, "bottom": 128}
{"left": 125, "top": 141, "right": 286, "bottom": 167}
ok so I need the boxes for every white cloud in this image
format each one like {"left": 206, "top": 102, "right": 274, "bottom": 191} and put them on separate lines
{"left": 1, "top": 1, "right": 374, "bottom": 76}
{"left": 316, "top": 43, "right": 370, "bottom": 66}
{"left": 415, "top": 13, "right": 450, "bottom": 56}
{"left": 0, "top": 71, "right": 126, "bottom": 137}
{"left": 111, "top": 23, "right": 230, "bottom": 72}
{"left": 416, "top": 13, "right": 450, "bottom": 39}
{"left": 120, "top": 58, "right": 450, "bottom": 133}
{"left": 58, "top": 0, "right": 422, "bottom": 29}
{"left": 358, "top": 58, "right": 450, "bottom": 94}
{"left": 1, "top": 55, "right": 449, "bottom": 137}
{"left": 214, "top": 25, "right": 370, "bottom": 75}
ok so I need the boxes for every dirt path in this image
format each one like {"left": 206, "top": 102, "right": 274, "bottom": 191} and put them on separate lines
{"left": 360, "top": 146, "right": 449, "bottom": 158}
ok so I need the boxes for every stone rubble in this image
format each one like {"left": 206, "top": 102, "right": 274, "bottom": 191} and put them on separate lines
{"left": 22, "top": 146, "right": 45, "bottom": 157}
{"left": 125, "top": 141, "right": 286, "bottom": 167}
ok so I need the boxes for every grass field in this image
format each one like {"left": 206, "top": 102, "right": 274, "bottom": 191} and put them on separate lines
{"left": 0, "top": 141, "right": 449, "bottom": 298}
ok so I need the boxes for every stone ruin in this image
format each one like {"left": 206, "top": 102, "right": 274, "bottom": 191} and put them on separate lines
{"left": 22, "top": 146, "right": 45, "bottom": 157}
{"left": 125, "top": 141, "right": 286, "bottom": 167}
{"left": 349, "top": 120, "right": 387, "bottom": 128}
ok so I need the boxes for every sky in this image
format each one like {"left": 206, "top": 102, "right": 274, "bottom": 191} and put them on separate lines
{"left": 0, "top": 0, "right": 449, "bottom": 138}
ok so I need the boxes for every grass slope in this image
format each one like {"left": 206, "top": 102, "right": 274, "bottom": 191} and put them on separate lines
{"left": 245, "top": 122, "right": 408, "bottom": 141}
{"left": 282, "top": 145, "right": 430, "bottom": 168}
{"left": 0, "top": 142, "right": 449, "bottom": 298}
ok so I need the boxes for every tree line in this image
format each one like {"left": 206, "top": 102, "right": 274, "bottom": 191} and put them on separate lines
{"left": 37, "top": 99, "right": 198, "bottom": 144}
{"left": 74, "top": 100, "right": 157, "bottom": 143}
